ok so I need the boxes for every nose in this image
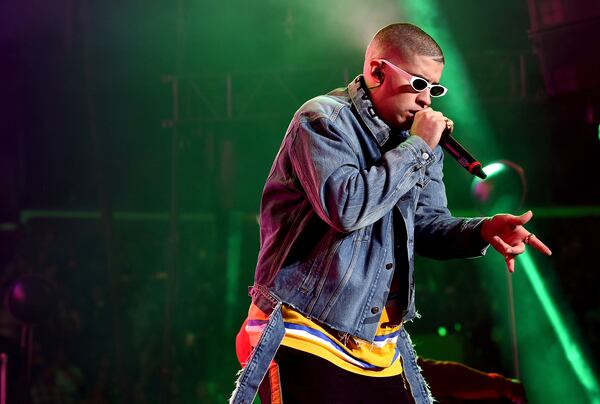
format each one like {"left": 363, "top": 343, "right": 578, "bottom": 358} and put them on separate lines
{"left": 416, "top": 90, "right": 431, "bottom": 108}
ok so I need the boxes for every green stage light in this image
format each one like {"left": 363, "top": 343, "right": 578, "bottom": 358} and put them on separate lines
{"left": 481, "top": 162, "right": 506, "bottom": 177}
{"left": 519, "top": 252, "right": 600, "bottom": 402}
{"left": 402, "top": 0, "right": 502, "bottom": 159}
{"left": 471, "top": 161, "right": 526, "bottom": 215}
{"left": 401, "top": 1, "right": 598, "bottom": 401}
{"left": 437, "top": 326, "right": 448, "bottom": 337}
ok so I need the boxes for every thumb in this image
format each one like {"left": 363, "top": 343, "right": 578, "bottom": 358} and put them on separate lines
{"left": 512, "top": 210, "right": 533, "bottom": 225}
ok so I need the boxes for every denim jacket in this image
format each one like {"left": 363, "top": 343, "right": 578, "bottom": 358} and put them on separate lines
{"left": 230, "top": 76, "right": 488, "bottom": 404}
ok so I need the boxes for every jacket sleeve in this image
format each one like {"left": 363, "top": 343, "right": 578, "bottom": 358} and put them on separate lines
{"left": 413, "top": 147, "right": 489, "bottom": 259}
{"left": 288, "top": 114, "right": 435, "bottom": 233}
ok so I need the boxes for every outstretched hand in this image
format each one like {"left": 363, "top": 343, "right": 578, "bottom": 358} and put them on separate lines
{"left": 481, "top": 210, "right": 552, "bottom": 273}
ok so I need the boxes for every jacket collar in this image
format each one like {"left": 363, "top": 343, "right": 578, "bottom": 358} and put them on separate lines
{"left": 348, "top": 75, "right": 409, "bottom": 147}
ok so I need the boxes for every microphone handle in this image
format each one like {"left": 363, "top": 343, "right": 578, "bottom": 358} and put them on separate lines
{"left": 439, "top": 130, "right": 487, "bottom": 179}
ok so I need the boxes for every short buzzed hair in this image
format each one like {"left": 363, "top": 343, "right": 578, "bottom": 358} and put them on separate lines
{"left": 365, "top": 23, "right": 444, "bottom": 64}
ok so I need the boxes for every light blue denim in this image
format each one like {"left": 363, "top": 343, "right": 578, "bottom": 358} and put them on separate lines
{"left": 230, "top": 76, "right": 488, "bottom": 404}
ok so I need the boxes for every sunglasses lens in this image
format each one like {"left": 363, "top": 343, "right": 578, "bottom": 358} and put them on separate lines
{"left": 411, "top": 78, "right": 429, "bottom": 91}
{"left": 430, "top": 85, "right": 446, "bottom": 97}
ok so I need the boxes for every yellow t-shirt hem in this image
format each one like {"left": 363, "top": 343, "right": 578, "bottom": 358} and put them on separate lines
{"left": 280, "top": 337, "right": 403, "bottom": 377}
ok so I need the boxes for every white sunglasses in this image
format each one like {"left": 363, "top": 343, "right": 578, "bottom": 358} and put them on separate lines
{"left": 375, "top": 59, "right": 448, "bottom": 97}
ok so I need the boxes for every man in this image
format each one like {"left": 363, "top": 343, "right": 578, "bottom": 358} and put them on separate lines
{"left": 230, "top": 23, "right": 551, "bottom": 404}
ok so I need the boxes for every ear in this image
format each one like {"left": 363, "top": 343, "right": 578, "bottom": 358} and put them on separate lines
{"left": 369, "top": 60, "right": 384, "bottom": 84}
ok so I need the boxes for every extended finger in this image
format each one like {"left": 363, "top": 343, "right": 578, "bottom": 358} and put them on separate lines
{"left": 505, "top": 254, "right": 515, "bottom": 273}
{"left": 527, "top": 235, "right": 552, "bottom": 256}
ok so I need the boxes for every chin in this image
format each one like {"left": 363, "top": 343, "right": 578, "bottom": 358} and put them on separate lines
{"left": 382, "top": 113, "right": 409, "bottom": 131}
{"left": 396, "top": 117, "right": 411, "bottom": 131}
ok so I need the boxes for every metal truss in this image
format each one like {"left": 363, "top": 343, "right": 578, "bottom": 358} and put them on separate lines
{"left": 161, "top": 51, "right": 544, "bottom": 128}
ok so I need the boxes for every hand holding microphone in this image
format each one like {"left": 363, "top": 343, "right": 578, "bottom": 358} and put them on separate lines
{"left": 409, "top": 107, "right": 447, "bottom": 149}
{"left": 410, "top": 109, "right": 486, "bottom": 179}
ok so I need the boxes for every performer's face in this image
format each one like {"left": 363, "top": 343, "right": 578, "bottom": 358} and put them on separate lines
{"left": 370, "top": 53, "right": 444, "bottom": 131}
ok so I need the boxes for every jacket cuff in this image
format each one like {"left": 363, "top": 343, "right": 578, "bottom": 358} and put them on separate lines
{"left": 470, "top": 217, "right": 491, "bottom": 256}
{"left": 398, "top": 135, "right": 436, "bottom": 169}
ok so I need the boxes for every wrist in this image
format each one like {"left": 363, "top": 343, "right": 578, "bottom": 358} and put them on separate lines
{"left": 479, "top": 216, "right": 493, "bottom": 244}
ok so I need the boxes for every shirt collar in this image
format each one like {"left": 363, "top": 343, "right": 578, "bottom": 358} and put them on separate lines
{"left": 348, "top": 75, "right": 409, "bottom": 147}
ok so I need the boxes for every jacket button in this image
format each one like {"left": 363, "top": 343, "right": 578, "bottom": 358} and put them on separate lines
{"left": 371, "top": 306, "right": 380, "bottom": 314}
{"left": 385, "top": 263, "right": 393, "bottom": 270}
{"left": 422, "top": 152, "right": 430, "bottom": 160}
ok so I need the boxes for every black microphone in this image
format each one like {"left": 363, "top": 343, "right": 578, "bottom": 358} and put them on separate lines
{"left": 440, "top": 129, "right": 487, "bottom": 179}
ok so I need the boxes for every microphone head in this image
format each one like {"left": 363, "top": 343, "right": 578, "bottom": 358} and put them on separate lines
{"left": 469, "top": 162, "right": 487, "bottom": 179}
